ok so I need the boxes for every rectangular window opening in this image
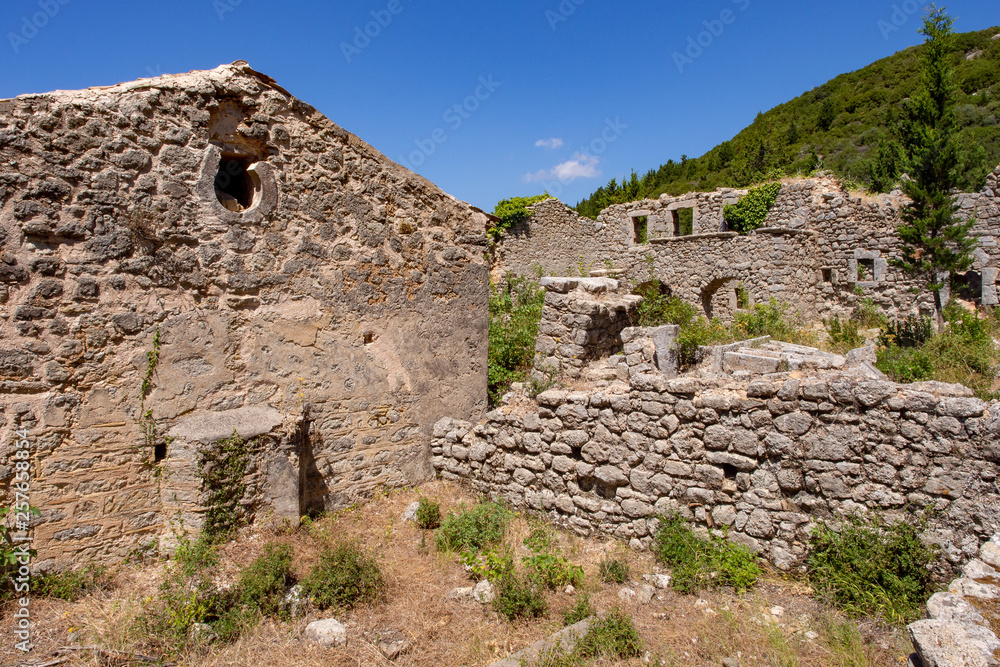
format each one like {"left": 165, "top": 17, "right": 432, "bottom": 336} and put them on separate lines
{"left": 822, "top": 268, "right": 833, "bottom": 283}
{"left": 857, "top": 259, "right": 875, "bottom": 281}
{"left": 632, "top": 216, "right": 648, "bottom": 245}
{"left": 671, "top": 208, "right": 694, "bottom": 236}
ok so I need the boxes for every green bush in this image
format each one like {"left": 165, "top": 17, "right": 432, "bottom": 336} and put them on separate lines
{"left": 879, "top": 315, "right": 933, "bottom": 348}
{"left": 435, "top": 501, "right": 511, "bottom": 553}
{"left": 732, "top": 298, "right": 805, "bottom": 342}
{"left": 562, "top": 593, "right": 594, "bottom": 626}
{"left": 825, "top": 316, "right": 864, "bottom": 352}
{"left": 854, "top": 298, "right": 888, "bottom": 329}
{"left": 489, "top": 194, "right": 551, "bottom": 240}
{"left": 807, "top": 514, "right": 936, "bottom": 623}
{"left": 574, "top": 609, "right": 643, "bottom": 660}
{"left": 723, "top": 182, "right": 782, "bottom": 234}
{"left": 524, "top": 553, "right": 584, "bottom": 591}
{"left": 651, "top": 515, "right": 759, "bottom": 594}
{"left": 598, "top": 557, "right": 630, "bottom": 584}
{"left": 236, "top": 543, "right": 294, "bottom": 619}
{"left": 493, "top": 570, "right": 546, "bottom": 621}
{"left": 34, "top": 565, "right": 112, "bottom": 601}
{"left": 876, "top": 344, "right": 935, "bottom": 383}
{"left": 488, "top": 274, "right": 546, "bottom": 406}
{"left": 415, "top": 497, "right": 441, "bottom": 530}
{"left": 635, "top": 281, "right": 696, "bottom": 328}
{"left": 301, "top": 542, "right": 384, "bottom": 610}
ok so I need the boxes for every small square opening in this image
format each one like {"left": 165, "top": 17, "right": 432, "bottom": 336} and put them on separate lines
{"left": 632, "top": 216, "right": 648, "bottom": 245}
{"left": 154, "top": 442, "right": 167, "bottom": 462}
{"left": 857, "top": 259, "right": 875, "bottom": 282}
{"left": 822, "top": 268, "right": 833, "bottom": 283}
{"left": 214, "top": 154, "right": 257, "bottom": 212}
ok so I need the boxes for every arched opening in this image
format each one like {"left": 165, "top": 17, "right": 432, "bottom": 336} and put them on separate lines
{"left": 214, "top": 154, "right": 258, "bottom": 212}
{"left": 701, "top": 277, "right": 741, "bottom": 321}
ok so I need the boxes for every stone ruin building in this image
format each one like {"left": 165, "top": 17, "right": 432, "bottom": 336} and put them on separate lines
{"left": 495, "top": 171, "right": 1000, "bottom": 322}
{"left": 0, "top": 62, "right": 492, "bottom": 568}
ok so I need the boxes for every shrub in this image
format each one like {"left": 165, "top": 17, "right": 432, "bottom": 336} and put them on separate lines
{"left": 575, "top": 608, "right": 643, "bottom": 659}
{"left": 562, "top": 593, "right": 594, "bottom": 626}
{"left": 301, "top": 542, "right": 384, "bottom": 610}
{"left": 651, "top": 515, "right": 759, "bottom": 594}
{"left": 488, "top": 274, "right": 546, "bottom": 405}
{"left": 493, "top": 570, "right": 546, "bottom": 621}
{"left": 723, "top": 182, "right": 782, "bottom": 234}
{"left": 853, "top": 298, "right": 888, "bottom": 329}
{"left": 635, "top": 281, "right": 696, "bottom": 328}
{"left": 415, "top": 497, "right": 441, "bottom": 530}
{"left": 876, "top": 344, "right": 935, "bottom": 383}
{"left": 34, "top": 565, "right": 112, "bottom": 601}
{"left": 732, "top": 298, "right": 806, "bottom": 343}
{"left": 435, "top": 501, "right": 511, "bottom": 553}
{"left": 598, "top": 557, "right": 630, "bottom": 584}
{"left": 807, "top": 514, "right": 936, "bottom": 623}
{"left": 236, "top": 543, "right": 294, "bottom": 619}
{"left": 524, "top": 553, "right": 584, "bottom": 590}
{"left": 879, "top": 315, "right": 933, "bottom": 348}
{"left": 825, "top": 315, "right": 864, "bottom": 352}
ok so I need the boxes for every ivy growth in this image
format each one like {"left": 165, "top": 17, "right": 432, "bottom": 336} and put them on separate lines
{"left": 723, "top": 181, "right": 781, "bottom": 234}
{"left": 139, "top": 326, "right": 161, "bottom": 455}
{"left": 199, "top": 430, "right": 253, "bottom": 541}
{"left": 488, "top": 194, "right": 551, "bottom": 241}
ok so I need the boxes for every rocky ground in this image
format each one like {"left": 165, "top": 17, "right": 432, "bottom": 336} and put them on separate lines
{"left": 0, "top": 481, "right": 913, "bottom": 667}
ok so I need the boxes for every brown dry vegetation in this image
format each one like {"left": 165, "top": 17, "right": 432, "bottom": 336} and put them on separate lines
{"left": 1, "top": 481, "right": 912, "bottom": 667}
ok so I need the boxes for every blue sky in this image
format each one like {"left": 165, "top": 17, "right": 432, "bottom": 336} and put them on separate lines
{"left": 2, "top": 1, "right": 997, "bottom": 211}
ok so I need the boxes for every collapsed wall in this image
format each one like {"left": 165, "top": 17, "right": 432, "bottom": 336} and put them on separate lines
{"left": 0, "top": 62, "right": 490, "bottom": 568}
{"left": 434, "top": 375, "right": 1000, "bottom": 569}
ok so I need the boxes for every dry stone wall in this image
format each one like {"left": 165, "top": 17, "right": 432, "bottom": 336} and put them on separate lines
{"left": 0, "top": 63, "right": 490, "bottom": 568}
{"left": 433, "top": 375, "right": 1000, "bottom": 570}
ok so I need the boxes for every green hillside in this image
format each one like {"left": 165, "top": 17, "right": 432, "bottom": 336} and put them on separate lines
{"left": 576, "top": 26, "right": 1000, "bottom": 219}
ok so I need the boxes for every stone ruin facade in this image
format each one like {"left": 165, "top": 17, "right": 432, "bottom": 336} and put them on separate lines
{"left": 0, "top": 63, "right": 492, "bottom": 567}
{"left": 495, "top": 172, "right": 1000, "bottom": 322}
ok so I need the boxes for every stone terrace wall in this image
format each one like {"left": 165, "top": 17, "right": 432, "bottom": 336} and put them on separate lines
{"left": 0, "top": 63, "right": 490, "bottom": 568}
{"left": 433, "top": 376, "right": 1000, "bottom": 569}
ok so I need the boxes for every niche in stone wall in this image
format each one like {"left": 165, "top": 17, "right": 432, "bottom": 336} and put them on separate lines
{"left": 215, "top": 153, "right": 259, "bottom": 212}
{"left": 848, "top": 250, "right": 887, "bottom": 289}
{"left": 197, "top": 144, "right": 278, "bottom": 223}
{"left": 701, "top": 277, "right": 743, "bottom": 320}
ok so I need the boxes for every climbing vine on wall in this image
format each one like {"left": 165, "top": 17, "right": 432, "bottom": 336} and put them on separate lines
{"left": 199, "top": 430, "right": 253, "bottom": 540}
{"left": 723, "top": 182, "right": 781, "bottom": 234}
{"left": 139, "top": 326, "right": 161, "bottom": 456}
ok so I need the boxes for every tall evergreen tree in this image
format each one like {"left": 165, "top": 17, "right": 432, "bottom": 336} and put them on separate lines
{"left": 895, "top": 5, "right": 978, "bottom": 328}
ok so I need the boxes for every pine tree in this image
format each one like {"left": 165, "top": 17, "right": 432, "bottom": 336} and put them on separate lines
{"left": 895, "top": 5, "right": 978, "bottom": 329}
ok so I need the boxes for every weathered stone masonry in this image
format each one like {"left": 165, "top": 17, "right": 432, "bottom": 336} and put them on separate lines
{"left": 434, "top": 376, "right": 1000, "bottom": 569}
{"left": 0, "top": 63, "right": 490, "bottom": 568}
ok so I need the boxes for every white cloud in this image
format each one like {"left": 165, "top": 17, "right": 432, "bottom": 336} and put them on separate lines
{"left": 524, "top": 153, "right": 601, "bottom": 183}
{"left": 534, "top": 138, "right": 564, "bottom": 149}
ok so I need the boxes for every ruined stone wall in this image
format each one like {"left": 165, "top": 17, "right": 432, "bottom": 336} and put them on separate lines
{"left": 433, "top": 376, "right": 1000, "bottom": 569}
{"left": 495, "top": 170, "right": 1000, "bottom": 318}
{"left": 0, "top": 63, "right": 490, "bottom": 568}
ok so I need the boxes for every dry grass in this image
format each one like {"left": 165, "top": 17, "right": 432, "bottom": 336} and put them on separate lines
{"left": 0, "top": 481, "right": 911, "bottom": 667}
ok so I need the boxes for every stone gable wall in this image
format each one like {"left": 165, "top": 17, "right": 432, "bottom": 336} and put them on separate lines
{"left": 433, "top": 376, "right": 1000, "bottom": 570}
{"left": 0, "top": 63, "right": 489, "bottom": 568}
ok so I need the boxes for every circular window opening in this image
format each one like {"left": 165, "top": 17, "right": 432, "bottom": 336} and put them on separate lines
{"left": 214, "top": 154, "right": 259, "bottom": 212}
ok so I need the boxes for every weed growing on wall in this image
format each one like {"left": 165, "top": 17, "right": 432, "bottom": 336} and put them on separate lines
{"left": 723, "top": 182, "right": 781, "bottom": 233}
{"left": 199, "top": 430, "right": 253, "bottom": 540}
{"left": 488, "top": 274, "right": 545, "bottom": 405}
{"left": 488, "top": 194, "right": 551, "bottom": 240}
{"left": 807, "top": 514, "right": 936, "bottom": 624}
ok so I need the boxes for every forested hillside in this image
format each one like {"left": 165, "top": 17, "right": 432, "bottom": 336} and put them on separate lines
{"left": 576, "top": 26, "right": 1000, "bottom": 218}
